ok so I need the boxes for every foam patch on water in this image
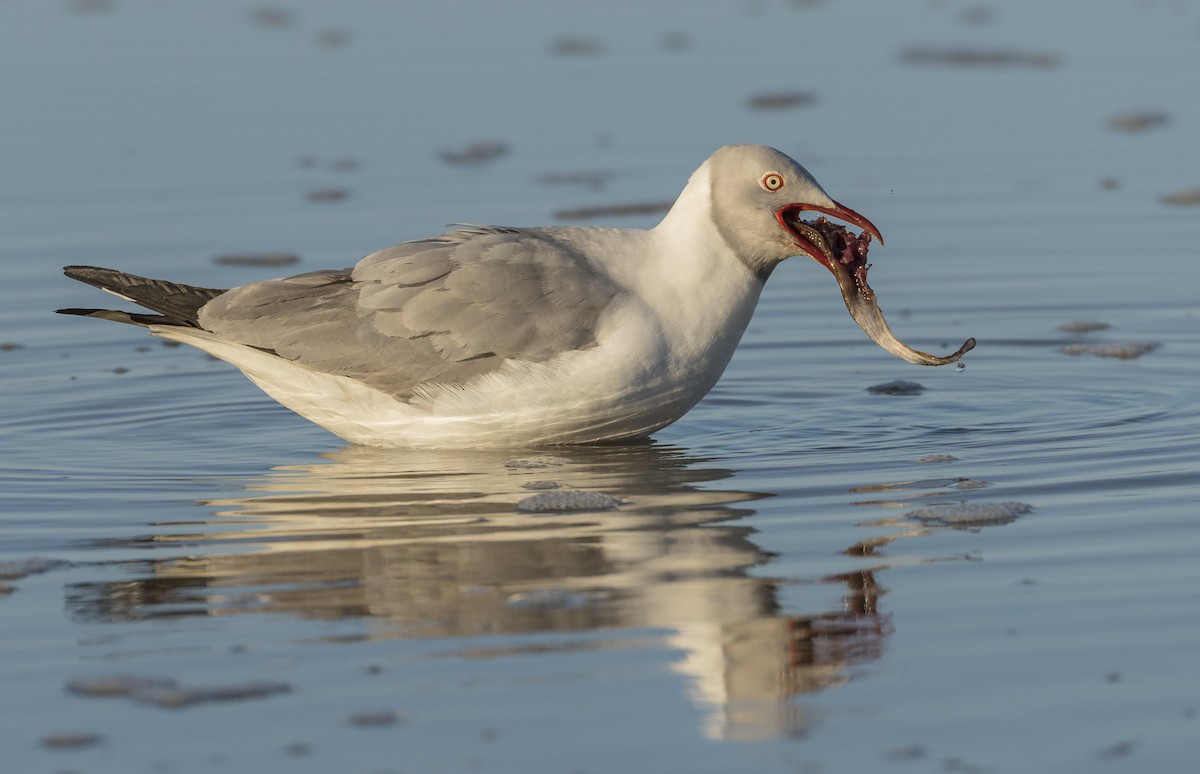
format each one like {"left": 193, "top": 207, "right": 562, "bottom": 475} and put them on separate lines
{"left": 906, "top": 501, "right": 1033, "bottom": 528}
{"left": 521, "top": 480, "right": 561, "bottom": 490}
{"left": 516, "top": 490, "right": 621, "bottom": 513}
{"left": 504, "top": 456, "right": 571, "bottom": 469}
{"left": 1062, "top": 341, "right": 1159, "bottom": 359}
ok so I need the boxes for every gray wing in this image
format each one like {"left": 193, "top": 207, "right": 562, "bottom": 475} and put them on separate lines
{"left": 197, "top": 226, "right": 623, "bottom": 400}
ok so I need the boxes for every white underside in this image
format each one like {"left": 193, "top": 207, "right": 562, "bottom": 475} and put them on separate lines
{"left": 153, "top": 285, "right": 757, "bottom": 448}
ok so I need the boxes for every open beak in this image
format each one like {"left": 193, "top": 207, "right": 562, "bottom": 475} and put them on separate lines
{"left": 790, "top": 200, "right": 884, "bottom": 246}
{"left": 777, "top": 200, "right": 975, "bottom": 367}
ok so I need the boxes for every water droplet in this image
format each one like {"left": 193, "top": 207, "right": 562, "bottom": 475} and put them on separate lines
{"left": 955, "top": 361, "right": 967, "bottom": 373}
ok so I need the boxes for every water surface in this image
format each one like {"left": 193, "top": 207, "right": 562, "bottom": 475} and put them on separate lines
{"left": 2, "top": 1, "right": 1198, "bottom": 772}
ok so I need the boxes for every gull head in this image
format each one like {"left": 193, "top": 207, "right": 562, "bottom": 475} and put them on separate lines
{"left": 707, "top": 144, "right": 974, "bottom": 366}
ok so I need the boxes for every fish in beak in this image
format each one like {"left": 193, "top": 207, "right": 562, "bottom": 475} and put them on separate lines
{"left": 777, "top": 200, "right": 975, "bottom": 366}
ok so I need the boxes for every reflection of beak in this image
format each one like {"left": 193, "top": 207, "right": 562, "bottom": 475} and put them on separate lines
{"left": 776, "top": 200, "right": 975, "bottom": 367}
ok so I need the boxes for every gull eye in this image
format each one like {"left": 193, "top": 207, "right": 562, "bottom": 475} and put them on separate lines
{"left": 760, "top": 172, "right": 785, "bottom": 192}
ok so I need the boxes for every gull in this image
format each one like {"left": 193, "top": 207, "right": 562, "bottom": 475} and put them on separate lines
{"left": 59, "top": 144, "right": 974, "bottom": 448}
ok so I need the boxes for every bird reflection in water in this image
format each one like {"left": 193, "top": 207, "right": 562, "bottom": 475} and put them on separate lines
{"left": 66, "top": 443, "right": 891, "bottom": 741}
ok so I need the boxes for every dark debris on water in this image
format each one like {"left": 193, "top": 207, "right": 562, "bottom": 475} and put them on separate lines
{"left": 347, "top": 710, "right": 403, "bottom": 728}
{"left": 41, "top": 732, "right": 104, "bottom": 751}
{"left": 1160, "top": 188, "right": 1200, "bottom": 206}
{"left": 745, "top": 91, "right": 817, "bottom": 111}
{"left": 549, "top": 36, "right": 605, "bottom": 56}
{"left": 1062, "top": 341, "right": 1159, "bottom": 360}
{"left": 305, "top": 187, "right": 349, "bottom": 203}
{"left": 867, "top": 379, "right": 925, "bottom": 396}
{"left": 1106, "top": 110, "right": 1168, "bottom": 134}
{"left": 66, "top": 675, "right": 292, "bottom": 709}
{"left": 1058, "top": 320, "right": 1111, "bottom": 333}
{"left": 440, "top": 141, "right": 509, "bottom": 166}
{"left": 900, "top": 46, "right": 1060, "bottom": 69}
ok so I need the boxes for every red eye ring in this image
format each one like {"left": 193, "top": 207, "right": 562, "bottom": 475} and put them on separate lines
{"left": 760, "top": 172, "right": 785, "bottom": 191}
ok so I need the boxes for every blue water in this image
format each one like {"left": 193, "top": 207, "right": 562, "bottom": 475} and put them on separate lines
{"left": 2, "top": 1, "right": 1198, "bottom": 772}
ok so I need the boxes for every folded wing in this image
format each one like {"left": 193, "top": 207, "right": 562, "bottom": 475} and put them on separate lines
{"left": 198, "top": 226, "right": 623, "bottom": 400}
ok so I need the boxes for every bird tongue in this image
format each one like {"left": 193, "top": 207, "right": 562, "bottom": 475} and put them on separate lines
{"left": 800, "top": 216, "right": 975, "bottom": 366}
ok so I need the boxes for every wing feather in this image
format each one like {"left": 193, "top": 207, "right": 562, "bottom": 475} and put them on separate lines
{"left": 197, "top": 227, "right": 623, "bottom": 400}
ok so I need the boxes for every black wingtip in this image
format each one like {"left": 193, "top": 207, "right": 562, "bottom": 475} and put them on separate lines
{"left": 55, "top": 307, "right": 177, "bottom": 327}
{"left": 63, "top": 265, "right": 120, "bottom": 287}
{"left": 59, "top": 266, "right": 224, "bottom": 327}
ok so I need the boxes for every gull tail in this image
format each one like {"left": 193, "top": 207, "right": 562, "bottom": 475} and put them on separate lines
{"left": 57, "top": 265, "right": 227, "bottom": 328}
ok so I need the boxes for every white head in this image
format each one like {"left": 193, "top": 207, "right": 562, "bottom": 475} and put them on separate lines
{"left": 703, "top": 144, "right": 883, "bottom": 281}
